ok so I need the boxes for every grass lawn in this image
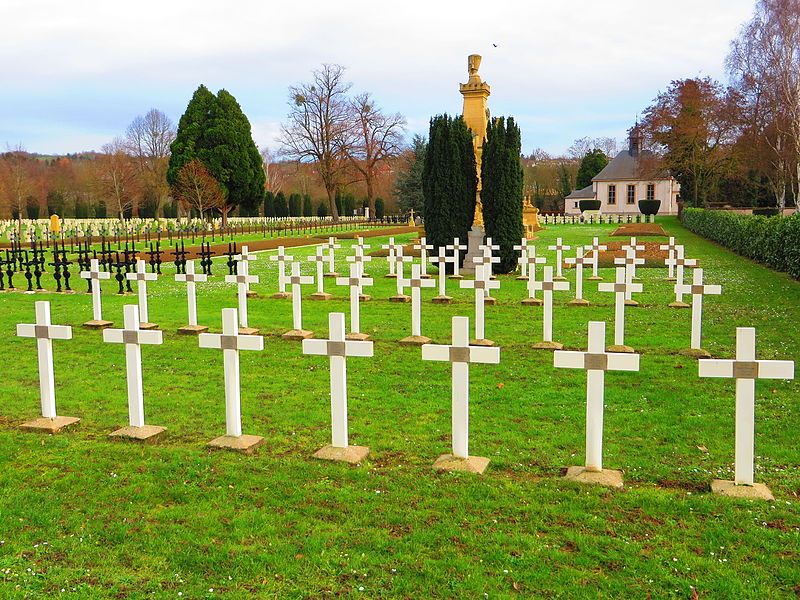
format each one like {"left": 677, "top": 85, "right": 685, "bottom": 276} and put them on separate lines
{"left": 0, "top": 217, "right": 798, "bottom": 599}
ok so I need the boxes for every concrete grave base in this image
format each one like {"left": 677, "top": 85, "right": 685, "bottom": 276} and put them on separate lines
{"left": 177, "top": 324, "right": 209, "bottom": 335}
{"left": 246, "top": 291, "right": 258, "bottom": 299}
{"left": 664, "top": 277, "right": 678, "bottom": 281}
{"left": 238, "top": 327, "right": 260, "bottom": 336}
{"left": 271, "top": 291, "right": 292, "bottom": 299}
{"left": 515, "top": 275, "right": 529, "bottom": 281}
{"left": 20, "top": 416, "right": 80, "bottom": 434}
{"left": 532, "top": 341, "right": 563, "bottom": 350}
{"left": 82, "top": 320, "right": 114, "bottom": 330}
{"left": 323, "top": 272, "right": 340, "bottom": 278}
{"left": 470, "top": 338, "right": 496, "bottom": 347}
{"left": 431, "top": 295, "right": 453, "bottom": 305}
{"left": 679, "top": 348, "right": 712, "bottom": 359}
{"left": 568, "top": 299, "right": 591, "bottom": 306}
{"left": 313, "top": 444, "right": 370, "bottom": 464}
{"left": 420, "top": 274, "right": 433, "bottom": 279}
{"left": 433, "top": 454, "right": 490, "bottom": 475}
{"left": 564, "top": 466, "right": 624, "bottom": 488}
{"left": 384, "top": 274, "right": 398, "bottom": 279}
{"left": 521, "top": 297, "right": 543, "bottom": 306}
{"left": 282, "top": 329, "right": 313, "bottom": 341}
{"left": 109, "top": 424, "right": 167, "bottom": 443}
{"left": 398, "top": 335, "right": 431, "bottom": 346}
{"left": 484, "top": 296, "right": 497, "bottom": 306}
{"left": 448, "top": 274, "right": 464, "bottom": 280}
{"left": 207, "top": 434, "right": 264, "bottom": 455}
{"left": 711, "top": 479, "right": 774, "bottom": 501}
{"left": 624, "top": 299, "right": 640, "bottom": 307}
{"left": 587, "top": 275, "right": 604, "bottom": 281}
{"left": 139, "top": 322, "right": 159, "bottom": 330}
{"left": 309, "top": 292, "right": 333, "bottom": 301}
{"left": 388, "top": 294, "right": 411, "bottom": 303}
{"left": 345, "top": 332, "right": 371, "bottom": 341}
{"left": 553, "top": 275, "right": 568, "bottom": 281}
{"left": 606, "top": 344, "right": 636, "bottom": 354}
{"left": 359, "top": 294, "right": 372, "bottom": 302}
{"left": 668, "top": 301, "right": 691, "bottom": 309}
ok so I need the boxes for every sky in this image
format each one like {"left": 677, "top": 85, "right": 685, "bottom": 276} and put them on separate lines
{"left": 0, "top": 0, "right": 756, "bottom": 157}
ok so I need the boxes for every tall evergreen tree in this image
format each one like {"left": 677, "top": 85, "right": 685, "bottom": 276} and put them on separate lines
{"left": 481, "top": 117, "right": 524, "bottom": 273}
{"left": 575, "top": 149, "right": 609, "bottom": 188}
{"left": 394, "top": 134, "right": 427, "bottom": 215}
{"left": 274, "top": 191, "right": 289, "bottom": 217}
{"left": 263, "top": 191, "right": 275, "bottom": 217}
{"left": 302, "top": 194, "right": 313, "bottom": 216}
{"left": 288, "top": 193, "right": 302, "bottom": 217}
{"left": 422, "top": 115, "right": 476, "bottom": 265}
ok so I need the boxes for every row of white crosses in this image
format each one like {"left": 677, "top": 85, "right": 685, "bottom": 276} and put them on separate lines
{"left": 16, "top": 301, "right": 794, "bottom": 497}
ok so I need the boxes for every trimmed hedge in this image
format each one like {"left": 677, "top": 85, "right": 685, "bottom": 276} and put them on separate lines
{"left": 638, "top": 199, "right": 661, "bottom": 215}
{"left": 682, "top": 208, "right": 800, "bottom": 279}
{"left": 579, "top": 199, "right": 601, "bottom": 212}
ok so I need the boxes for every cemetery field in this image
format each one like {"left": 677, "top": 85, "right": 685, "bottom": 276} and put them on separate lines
{"left": 1, "top": 217, "right": 799, "bottom": 599}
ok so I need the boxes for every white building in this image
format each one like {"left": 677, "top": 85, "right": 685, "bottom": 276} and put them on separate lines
{"left": 564, "top": 129, "right": 680, "bottom": 216}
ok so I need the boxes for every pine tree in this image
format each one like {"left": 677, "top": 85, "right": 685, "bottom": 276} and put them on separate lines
{"left": 288, "top": 193, "right": 302, "bottom": 217}
{"left": 274, "top": 191, "right": 289, "bottom": 217}
{"left": 302, "top": 195, "right": 313, "bottom": 216}
{"left": 575, "top": 149, "right": 609, "bottom": 189}
{"left": 263, "top": 191, "right": 275, "bottom": 217}
{"left": 481, "top": 117, "right": 524, "bottom": 273}
{"left": 395, "top": 134, "right": 427, "bottom": 215}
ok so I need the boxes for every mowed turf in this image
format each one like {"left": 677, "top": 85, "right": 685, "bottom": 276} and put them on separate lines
{"left": 0, "top": 217, "right": 798, "bottom": 599}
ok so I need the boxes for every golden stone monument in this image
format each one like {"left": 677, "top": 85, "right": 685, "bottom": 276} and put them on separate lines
{"left": 460, "top": 54, "right": 491, "bottom": 228}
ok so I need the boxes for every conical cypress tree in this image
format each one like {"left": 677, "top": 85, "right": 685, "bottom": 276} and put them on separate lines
{"left": 167, "top": 85, "right": 216, "bottom": 188}
{"left": 274, "top": 191, "right": 288, "bottom": 217}
{"left": 302, "top": 195, "right": 313, "bottom": 216}
{"left": 481, "top": 117, "right": 524, "bottom": 273}
{"left": 288, "top": 193, "right": 302, "bottom": 217}
{"left": 263, "top": 191, "right": 275, "bottom": 217}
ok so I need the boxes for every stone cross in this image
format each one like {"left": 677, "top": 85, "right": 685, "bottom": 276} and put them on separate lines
{"left": 564, "top": 246, "right": 594, "bottom": 305}
{"left": 446, "top": 238, "right": 467, "bottom": 278}
{"left": 269, "top": 246, "right": 295, "bottom": 296}
{"left": 513, "top": 238, "right": 529, "bottom": 279}
{"left": 381, "top": 237, "right": 401, "bottom": 277}
{"left": 614, "top": 247, "right": 645, "bottom": 303}
{"left": 478, "top": 237, "right": 499, "bottom": 258}
{"left": 199, "top": 308, "right": 265, "bottom": 450}
{"left": 175, "top": 260, "right": 208, "bottom": 330}
{"left": 307, "top": 247, "right": 331, "bottom": 299}
{"left": 280, "top": 261, "right": 315, "bottom": 337}
{"left": 126, "top": 259, "right": 158, "bottom": 326}
{"left": 421, "top": 316, "right": 500, "bottom": 474}
{"left": 429, "top": 247, "right": 450, "bottom": 299}
{"left": 597, "top": 266, "right": 643, "bottom": 350}
{"left": 660, "top": 237, "right": 679, "bottom": 280}
{"left": 532, "top": 265, "right": 570, "bottom": 347}
{"left": 321, "top": 237, "right": 341, "bottom": 276}
{"left": 522, "top": 249, "right": 547, "bottom": 304}
{"left": 413, "top": 237, "right": 434, "bottom": 277}
{"left": 587, "top": 237, "right": 607, "bottom": 280}
{"left": 675, "top": 268, "right": 722, "bottom": 352}
{"left": 103, "top": 305, "right": 163, "bottom": 430}
{"left": 303, "top": 312, "right": 374, "bottom": 462}
{"left": 459, "top": 264, "right": 500, "bottom": 343}
{"left": 665, "top": 245, "right": 697, "bottom": 306}
{"left": 225, "top": 259, "right": 259, "bottom": 331}
{"left": 16, "top": 300, "right": 73, "bottom": 422}
{"left": 80, "top": 258, "right": 111, "bottom": 325}
{"left": 698, "top": 327, "right": 794, "bottom": 493}
{"left": 548, "top": 237, "right": 571, "bottom": 280}
{"left": 347, "top": 242, "right": 372, "bottom": 278}
{"left": 554, "top": 321, "right": 640, "bottom": 481}
{"left": 388, "top": 247, "right": 413, "bottom": 298}
{"left": 336, "top": 263, "right": 374, "bottom": 339}
{"left": 398, "top": 263, "right": 436, "bottom": 343}
{"left": 235, "top": 245, "right": 258, "bottom": 295}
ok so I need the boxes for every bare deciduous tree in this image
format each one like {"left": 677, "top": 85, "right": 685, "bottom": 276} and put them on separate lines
{"left": 174, "top": 159, "right": 227, "bottom": 219}
{"left": 125, "top": 108, "right": 176, "bottom": 216}
{"left": 260, "top": 147, "right": 287, "bottom": 195}
{"left": 567, "top": 136, "right": 619, "bottom": 159}
{"left": 96, "top": 138, "right": 139, "bottom": 219}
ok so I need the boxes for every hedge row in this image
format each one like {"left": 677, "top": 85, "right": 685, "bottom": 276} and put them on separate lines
{"left": 682, "top": 208, "right": 800, "bottom": 279}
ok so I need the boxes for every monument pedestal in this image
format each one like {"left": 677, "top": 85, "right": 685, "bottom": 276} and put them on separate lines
{"left": 460, "top": 226, "right": 485, "bottom": 275}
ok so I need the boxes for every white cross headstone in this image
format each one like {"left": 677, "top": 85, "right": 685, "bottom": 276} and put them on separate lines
{"left": 513, "top": 238, "right": 529, "bottom": 280}
{"left": 321, "top": 237, "right": 341, "bottom": 277}
{"left": 199, "top": 307, "right": 265, "bottom": 453}
{"left": 597, "top": 266, "right": 643, "bottom": 351}
{"left": 225, "top": 260, "right": 259, "bottom": 333}
{"left": 554, "top": 321, "right": 640, "bottom": 487}
{"left": 348, "top": 240, "right": 372, "bottom": 279}
{"left": 381, "top": 237, "right": 401, "bottom": 278}
{"left": 548, "top": 237, "right": 571, "bottom": 280}
{"left": 674, "top": 268, "right": 722, "bottom": 354}
{"left": 413, "top": 237, "right": 434, "bottom": 278}
{"left": 587, "top": 237, "right": 607, "bottom": 280}
{"left": 621, "top": 237, "right": 645, "bottom": 279}
{"left": 388, "top": 246, "right": 413, "bottom": 300}
{"left": 422, "top": 316, "right": 500, "bottom": 474}
{"left": 303, "top": 312, "right": 374, "bottom": 463}
{"left": 336, "top": 263, "right": 374, "bottom": 340}
{"left": 234, "top": 245, "right": 258, "bottom": 294}
{"left": 460, "top": 264, "right": 501, "bottom": 345}
{"left": 699, "top": 327, "right": 794, "bottom": 499}
{"left": 614, "top": 247, "right": 645, "bottom": 305}
{"left": 446, "top": 238, "right": 467, "bottom": 278}
{"left": 17, "top": 301, "right": 78, "bottom": 432}
{"left": 308, "top": 248, "right": 332, "bottom": 300}
{"left": 126, "top": 259, "right": 158, "bottom": 328}
{"left": 280, "top": 261, "right": 315, "bottom": 339}
{"left": 660, "top": 237, "right": 679, "bottom": 280}
{"left": 429, "top": 247, "right": 452, "bottom": 303}
{"left": 532, "top": 265, "right": 570, "bottom": 349}
{"left": 665, "top": 246, "right": 697, "bottom": 307}
{"left": 521, "top": 248, "right": 547, "bottom": 306}
{"left": 80, "top": 258, "right": 113, "bottom": 328}
{"left": 398, "top": 263, "right": 436, "bottom": 344}
{"left": 175, "top": 260, "right": 209, "bottom": 334}
{"left": 269, "top": 246, "right": 295, "bottom": 298}
{"left": 103, "top": 304, "right": 165, "bottom": 440}
{"left": 564, "top": 246, "right": 594, "bottom": 305}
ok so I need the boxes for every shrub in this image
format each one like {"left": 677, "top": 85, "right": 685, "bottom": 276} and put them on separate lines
{"left": 682, "top": 208, "right": 800, "bottom": 279}
{"left": 579, "top": 199, "right": 601, "bottom": 212}
{"left": 752, "top": 207, "right": 780, "bottom": 216}
{"left": 638, "top": 199, "right": 661, "bottom": 215}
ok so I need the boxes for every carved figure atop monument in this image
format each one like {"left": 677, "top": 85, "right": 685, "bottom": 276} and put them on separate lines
{"left": 468, "top": 54, "right": 482, "bottom": 82}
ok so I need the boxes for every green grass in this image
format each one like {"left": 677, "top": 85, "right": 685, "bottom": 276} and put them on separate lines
{"left": 0, "top": 217, "right": 798, "bottom": 599}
